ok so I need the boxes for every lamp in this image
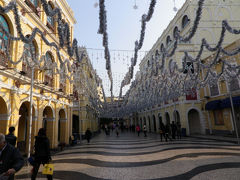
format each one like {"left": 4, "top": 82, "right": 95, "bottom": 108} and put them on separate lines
{"left": 133, "top": 0, "right": 138, "bottom": 9}
{"left": 173, "top": 0, "right": 178, "bottom": 12}
{"left": 19, "top": 71, "right": 26, "bottom": 75}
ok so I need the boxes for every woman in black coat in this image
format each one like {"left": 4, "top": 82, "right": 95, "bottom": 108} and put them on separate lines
{"left": 85, "top": 128, "right": 92, "bottom": 143}
{"left": 31, "top": 128, "right": 52, "bottom": 180}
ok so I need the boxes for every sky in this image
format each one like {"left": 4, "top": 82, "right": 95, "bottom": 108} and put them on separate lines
{"left": 67, "top": 0, "right": 185, "bottom": 97}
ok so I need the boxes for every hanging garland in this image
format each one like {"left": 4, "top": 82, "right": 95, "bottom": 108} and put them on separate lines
{"left": 119, "top": 0, "right": 157, "bottom": 99}
{"left": 98, "top": 0, "right": 113, "bottom": 100}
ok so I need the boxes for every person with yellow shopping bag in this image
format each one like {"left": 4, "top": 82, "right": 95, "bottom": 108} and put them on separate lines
{"left": 42, "top": 163, "right": 54, "bottom": 175}
{"left": 31, "top": 128, "right": 53, "bottom": 180}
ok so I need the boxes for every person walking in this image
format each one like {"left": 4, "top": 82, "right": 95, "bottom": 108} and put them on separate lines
{"left": 143, "top": 124, "right": 147, "bottom": 137}
{"left": 5, "top": 126, "right": 17, "bottom": 147}
{"left": 0, "top": 133, "right": 24, "bottom": 180}
{"left": 104, "top": 124, "right": 108, "bottom": 136}
{"left": 176, "top": 122, "right": 182, "bottom": 139}
{"left": 85, "top": 128, "right": 92, "bottom": 143}
{"left": 31, "top": 128, "right": 52, "bottom": 180}
{"left": 165, "top": 124, "right": 170, "bottom": 142}
{"left": 115, "top": 124, "right": 119, "bottom": 137}
{"left": 159, "top": 121, "right": 165, "bottom": 142}
{"left": 171, "top": 121, "right": 177, "bottom": 140}
{"left": 136, "top": 124, "right": 140, "bottom": 136}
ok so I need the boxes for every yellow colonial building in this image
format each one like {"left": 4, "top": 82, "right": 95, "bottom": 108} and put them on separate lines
{"left": 0, "top": 0, "right": 76, "bottom": 154}
{"left": 130, "top": 0, "right": 240, "bottom": 136}
{"left": 72, "top": 47, "right": 102, "bottom": 138}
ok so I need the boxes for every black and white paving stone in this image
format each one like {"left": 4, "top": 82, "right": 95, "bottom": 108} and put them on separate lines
{"left": 16, "top": 131, "right": 240, "bottom": 180}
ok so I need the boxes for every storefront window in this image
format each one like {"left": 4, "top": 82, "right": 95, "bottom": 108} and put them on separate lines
{"left": 213, "top": 110, "right": 224, "bottom": 125}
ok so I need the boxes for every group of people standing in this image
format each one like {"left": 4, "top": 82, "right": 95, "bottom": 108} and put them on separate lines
{"left": 135, "top": 121, "right": 181, "bottom": 141}
{"left": 159, "top": 121, "right": 181, "bottom": 142}
{"left": 0, "top": 126, "right": 53, "bottom": 180}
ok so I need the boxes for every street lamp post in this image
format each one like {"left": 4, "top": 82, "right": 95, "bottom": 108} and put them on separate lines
{"left": 228, "top": 81, "right": 240, "bottom": 144}
{"left": 78, "top": 93, "right": 82, "bottom": 143}
{"left": 27, "top": 67, "right": 34, "bottom": 159}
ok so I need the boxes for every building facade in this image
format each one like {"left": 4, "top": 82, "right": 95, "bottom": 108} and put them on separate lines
{"left": 128, "top": 0, "right": 240, "bottom": 136}
{"left": 0, "top": 0, "right": 76, "bottom": 153}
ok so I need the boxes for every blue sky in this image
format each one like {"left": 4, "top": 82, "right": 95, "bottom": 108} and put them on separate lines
{"left": 67, "top": 0, "right": 185, "bottom": 97}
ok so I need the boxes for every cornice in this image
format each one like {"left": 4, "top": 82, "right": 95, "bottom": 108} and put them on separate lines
{"left": 54, "top": 0, "right": 76, "bottom": 25}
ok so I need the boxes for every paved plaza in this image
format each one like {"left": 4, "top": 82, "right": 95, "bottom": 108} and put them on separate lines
{"left": 16, "top": 131, "right": 240, "bottom": 180}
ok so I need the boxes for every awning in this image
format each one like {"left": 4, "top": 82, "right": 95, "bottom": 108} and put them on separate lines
{"left": 205, "top": 100, "right": 222, "bottom": 110}
{"left": 205, "top": 96, "right": 240, "bottom": 110}
{"left": 221, "top": 96, "right": 240, "bottom": 109}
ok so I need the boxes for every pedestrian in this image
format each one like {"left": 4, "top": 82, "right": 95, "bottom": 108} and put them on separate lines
{"left": 31, "top": 128, "right": 52, "bottom": 180}
{"left": 5, "top": 126, "right": 17, "bottom": 147}
{"left": 136, "top": 124, "right": 140, "bottom": 136}
{"left": 85, "top": 128, "right": 92, "bottom": 143}
{"left": 104, "top": 124, "right": 108, "bottom": 136}
{"left": 143, "top": 124, "right": 147, "bottom": 137}
{"left": 0, "top": 133, "right": 24, "bottom": 180}
{"left": 176, "top": 121, "right": 182, "bottom": 139}
{"left": 159, "top": 121, "right": 165, "bottom": 142}
{"left": 115, "top": 124, "right": 119, "bottom": 137}
{"left": 165, "top": 124, "right": 170, "bottom": 142}
{"left": 171, "top": 121, "right": 177, "bottom": 140}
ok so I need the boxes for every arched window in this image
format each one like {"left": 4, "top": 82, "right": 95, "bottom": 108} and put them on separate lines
{"left": 182, "top": 15, "right": 190, "bottom": 29}
{"left": 173, "top": 26, "right": 179, "bottom": 38}
{"left": 160, "top": 43, "right": 164, "bottom": 52}
{"left": 44, "top": 52, "right": 54, "bottom": 87}
{"left": 147, "top": 60, "right": 150, "bottom": 67}
{"left": 0, "top": 15, "right": 10, "bottom": 52}
{"left": 47, "top": 2, "right": 55, "bottom": 30}
{"left": 22, "top": 38, "right": 37, "bottom": 79}
{"left": 166, "top": 36, "right": 171, "bottom": 46}
{"left": 59, "top": 62, "right": 66, "bottom": 93}
{"left": 229, "top": 77, "right": 240, "bottom": 92}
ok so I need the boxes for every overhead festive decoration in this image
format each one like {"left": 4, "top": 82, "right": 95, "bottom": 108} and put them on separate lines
{"left": 119, "top": 0, "right": 157, "bottom": 98}
{"left": 104, "top": 0, "right": 240, "bottom": 118}
{"left": 98, "top": 0, "right": 113, "bottom": 101}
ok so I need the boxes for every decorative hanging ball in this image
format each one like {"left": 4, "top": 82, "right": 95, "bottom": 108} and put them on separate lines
{"left": 173, "top": 0, "right": 177, "bottom": 12}
{"left": 94, "top": 2, "right": 99, "bottom": 8}
{"left": 133, "top": 4, "right": 138, "bottom": 9}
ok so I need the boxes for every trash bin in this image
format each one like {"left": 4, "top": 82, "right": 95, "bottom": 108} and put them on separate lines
{"left": 181, "top": 128, "right": 186, "bottom": 137}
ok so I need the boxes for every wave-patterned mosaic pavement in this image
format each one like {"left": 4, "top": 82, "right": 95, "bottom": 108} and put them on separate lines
{"left": 16, "top": 132, "right": 240, "bottom": 180}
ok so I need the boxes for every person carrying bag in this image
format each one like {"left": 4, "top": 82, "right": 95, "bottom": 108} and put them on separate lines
{"left": 42, "top": 163, "right": 54, "bottom": 175}
{"left": 31, "top": 128, "right": 53, "bottom": 180}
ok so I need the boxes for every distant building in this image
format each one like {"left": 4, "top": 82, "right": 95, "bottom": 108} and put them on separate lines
{"left": 72, "top": 47, "right": 102, "bottom": 137}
